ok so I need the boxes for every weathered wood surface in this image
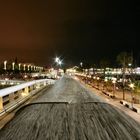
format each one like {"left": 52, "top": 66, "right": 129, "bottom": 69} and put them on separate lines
{"left": 0, "top": 76, "right": 140, "bottom": 140}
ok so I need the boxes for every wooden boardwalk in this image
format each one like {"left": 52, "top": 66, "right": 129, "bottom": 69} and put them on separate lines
{"left": 0, "top": 76, "right": 140, "bottom": 140}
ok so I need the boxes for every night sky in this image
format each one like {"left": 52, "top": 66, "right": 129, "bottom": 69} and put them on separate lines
{"left": 0, "top": 1, "right": 138, "bottom": 67}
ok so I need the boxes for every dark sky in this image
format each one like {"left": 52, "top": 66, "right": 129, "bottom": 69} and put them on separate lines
{"left": 0, "top": 0, "right": 138, "bottom": 66}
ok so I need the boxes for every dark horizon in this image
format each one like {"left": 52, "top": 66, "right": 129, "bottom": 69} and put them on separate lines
{"left": 0, "top": 1, "right": 138, "bottom": 67}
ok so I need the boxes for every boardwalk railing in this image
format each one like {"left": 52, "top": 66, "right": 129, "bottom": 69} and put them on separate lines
{"left": 0, "top": 79, "right": 24, "bottom": 86}
{"left": 0, "top": 79, "right": 55, "bottom": 115}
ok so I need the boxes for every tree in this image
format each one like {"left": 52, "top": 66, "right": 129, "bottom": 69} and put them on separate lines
{"left": 117, "top": 52, "right": 133, "bottom": 100}
{"left": 100, "top": 59, "right": 110, "bottom": 78}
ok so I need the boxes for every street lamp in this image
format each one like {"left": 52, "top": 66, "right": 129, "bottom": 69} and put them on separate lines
{"left": 112, "top": 79, "right": 116, "bottom": 98}
{"left": 18, "top": 63, "right": 21, "bottom": 71}
{"left": 80, "top": 62, "right": 83, "bottom": 67}
{"left": 103, "top": 79, "right": 108, "bottom": 90}
{"left": 97, "top": 77, "right": 100, "bottom": 80}
{"left": 23, "top": 64, "right": 26, "bottom": 71}
{"left": 28, "top": 65, "right": 30, "bottom": 71}
{"left": 4, "top": 61, "right": 7, "bottom": 70}
{"left": 55, "top": 57, "right": 63, "bottom": 66}
{"left": 55, "top": 57, "right": 60, "bottom": 63}
{"left": 93, "top": 76, "right": 96, "bottom": 79}
{"left": 58, "top": 60, "right": 62, "bottom": 66}
{"left": 34, "top": 66, "right": 36, "bottom": 71}
{"left": 12, "top": 62, "right": 15, "bottom": 71}
{"left": 97, "top": 77, "right": 100, "bottom": 89}
{"left": 129, "top": 83, "right": 135, "bottom": 108}
{"left": 31, "top": 66, "right": 33, "bottom": 71}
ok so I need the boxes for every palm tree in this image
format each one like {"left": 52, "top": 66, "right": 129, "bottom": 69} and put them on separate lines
{"left": 117, "top": 52, "right": 133, "bottom": 100}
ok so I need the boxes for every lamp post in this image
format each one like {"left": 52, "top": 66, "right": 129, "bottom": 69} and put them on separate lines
{"left": 55, "top": 57, "right": 59, "bottom": 63}
{"left": 4, "top": 61, "right": 7, "bottom": 70}
{"left": 23, "top": 64, "right": 26, "bottom": 71}
{"left": 28, "top": 65, "right": 30, "bottom": 71}
{"left": 54, "top": 57, "right": 63, "bottom": 77}
{"left": 34, "top": 66, "right": 36, "bottom": 71}
{"left": 58, "top": 60, "right": 62, "bottom": 66}
{"left": 80, "top": 62, "right": 83, "bottom": 67}
{"left": 129, "top": 83, "right": 134, "bottom": 109}
{"left": 97, "top": 77, "right": 100, "bottom": 89}
{"left": 18, "top": 63, "right": 21, "bottom": 71}
{"left": 93, "top": 76, "right": 96, "bottom": 87}
{"left": 112, "top": 80, "right": 116, "bottom": 98}
{"left": 128, "top": 63, "right": 132, "bottom": 67}
{"left": 12, "top": 62, "right": 15, "bottom": 71}
{"left": 103, "top": 79, "right": 108, "bottom": 90}
{"left": 31, "top": 66, "right": 33, "bottom": 71}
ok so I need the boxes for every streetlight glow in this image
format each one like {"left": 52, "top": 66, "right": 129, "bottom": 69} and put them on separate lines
{"left": 112, "top": 80, "right": 116, "bottom": 84}
{"left": 97, "top": 77, "right": 100, "bottom": 80}
{"left": 28, "top": 65, "right": 30, "bottom": 71}
{"left": 80, "top": 62, "right": 83, "bottom": 67}
{"left": 23, "top": 64, "right": 26, "bottom": 71}
{"left": 12, "top": 62, "right": 15, "bottom": 70}
{"left": 129, "top": 83, "right": 134, "bottom": 89}
{"left": 19, "top": 63, "right": 21, "bottom": 70}
{"left": 58, "top": 60, "right": 62, "bottom": 65}
{"left": 54, "top": 57, "right": 63, "bottom": 66}
{"left": 55, "top": 57, "right": 60, "bottom": 63}
{"left": 4, "top": 61, "right": 7, "bottom": 70}
{"left": 129, "top": 83, "right": 135, "bottom": 108}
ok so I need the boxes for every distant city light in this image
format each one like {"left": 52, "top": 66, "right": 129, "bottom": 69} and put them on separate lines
{"left": 5, "top": 78, "right": 9, "bottom": 81}
{"left": 24, "top": 64, "right": 26, "bottom": 71}
{"left": 58, "top": 60, "right": 62, "bottom": 65}
{"left": 19, "top": 63, "right": 21, "bottom": 70}
{"left": 4, "top": 61, "right": 7, "bottom": 70}
{"left": 112, "top": 80, "right": 116, "bottom": 84}
{"left": 24, "top": 75, "right": 27, "bottom": 78}
{"left": 97, "top": 77, "right": 100, "bottom": 80}
{"left": 55, "top": 57, "right": 63, "bottom": 66}
{"left": 28, "top": 65, "right": 30, "bottom": 71}
{"left": 129, "top": 83, "right": 134, "bottom": 89}
{"left": 80, "top": 62, "right": 83, "bottom": 67}
{"left": 12, "top": 62, "right": 15, "bottom": 70}
{"left": 55, "top": 57, "right": 60, "bottom": 63}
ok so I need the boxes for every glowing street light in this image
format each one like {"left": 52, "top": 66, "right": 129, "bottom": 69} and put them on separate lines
{"left": 80, "top": 62, "right": 83, "bottom": 67}
{"left": 31, "top": 66, "right": 33, "bottom": 71}
{"left": 97, "top": 77, "right": 100, "bottom": 89}
{"left": 18, "top": 63, "right": 21, "bottom": 70}
{"left": 112, "top": 79, "right": 117, "bottom": 98}
{"left": 4, "top": 61, "right": 7, "bottom": 70}
{"left": 58, "top": 60, "right": 62, "bottom": 66}
{"left": 28, "top": 65, "right": 30, "bottom": 71}
{"left": 103, "top": 78, "right": 108, "bottom": 90}
{"left": 55, "top": 57, "right": 60, "bottom": 63}
{"left": 12, "top": 62, "right": 15, "bottom": 70}
{"left": 23, "top": 64, "right": 26, "bottom": 71}
{"left": 97, "top": 77, "right": 100, "bottom": 80}
{"left": 93, "top": 76, "right": 96, "bottom": 79}
{"left": 129, "top": 83, "right": 134, "bottom": 89}
{"left": 129, "top": 83, "right": 135, "bottom": 108}
{"left": 34, "top": 66, "right": 36, "bottom": 71}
